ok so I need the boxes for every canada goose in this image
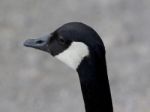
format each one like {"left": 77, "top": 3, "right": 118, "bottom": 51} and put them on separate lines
{"left": 24, "top": 22, "right": 113, "bottom": 112}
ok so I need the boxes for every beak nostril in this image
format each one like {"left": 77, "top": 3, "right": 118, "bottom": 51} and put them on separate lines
{"left": 36, "top": 40, "right": 44, "bottom": 44}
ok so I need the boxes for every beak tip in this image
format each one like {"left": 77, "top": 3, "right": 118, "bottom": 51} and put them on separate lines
{"left": 23, "top": 40, "right": 29, "bottom": 47}
{"left": 23, "top": 39, "right": 34, "bottom": 48}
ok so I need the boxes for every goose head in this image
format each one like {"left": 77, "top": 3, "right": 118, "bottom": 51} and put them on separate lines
{"left": 24, "top": 22, "right": 105, "bottom": 70}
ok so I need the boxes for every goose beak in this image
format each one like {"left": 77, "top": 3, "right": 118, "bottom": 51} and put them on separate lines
{"left": 24, "top": 34, "right": 50, "bottom": 52}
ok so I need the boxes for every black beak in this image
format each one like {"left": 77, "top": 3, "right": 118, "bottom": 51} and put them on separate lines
{"left": 24, "top": 34, "right": 50, "bottom": 52}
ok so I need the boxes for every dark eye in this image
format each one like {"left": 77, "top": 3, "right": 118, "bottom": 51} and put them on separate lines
{"left": 58, "top": 37, "right": 65, "bottom": 45}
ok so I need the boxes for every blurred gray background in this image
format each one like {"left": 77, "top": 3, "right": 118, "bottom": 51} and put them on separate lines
{"left": 0, "top": 0, "right": 150, "bottom": 112}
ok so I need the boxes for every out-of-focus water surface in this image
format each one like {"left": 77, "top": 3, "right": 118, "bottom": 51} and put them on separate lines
{"left": 0, "top": 0, "right": 150, "bottom": 112}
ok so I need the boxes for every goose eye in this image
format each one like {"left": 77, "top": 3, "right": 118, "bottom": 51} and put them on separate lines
{"left": 58, "top": 38, "right": 65, "bottom": 45}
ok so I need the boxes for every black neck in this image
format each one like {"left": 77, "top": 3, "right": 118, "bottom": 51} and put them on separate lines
{"left": 77, "top": 56, "right": 113, "bottom": 112}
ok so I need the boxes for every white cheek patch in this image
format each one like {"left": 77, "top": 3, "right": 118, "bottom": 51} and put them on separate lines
{"left": 55, "top": 42, "right": 89, "bottom": 70}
